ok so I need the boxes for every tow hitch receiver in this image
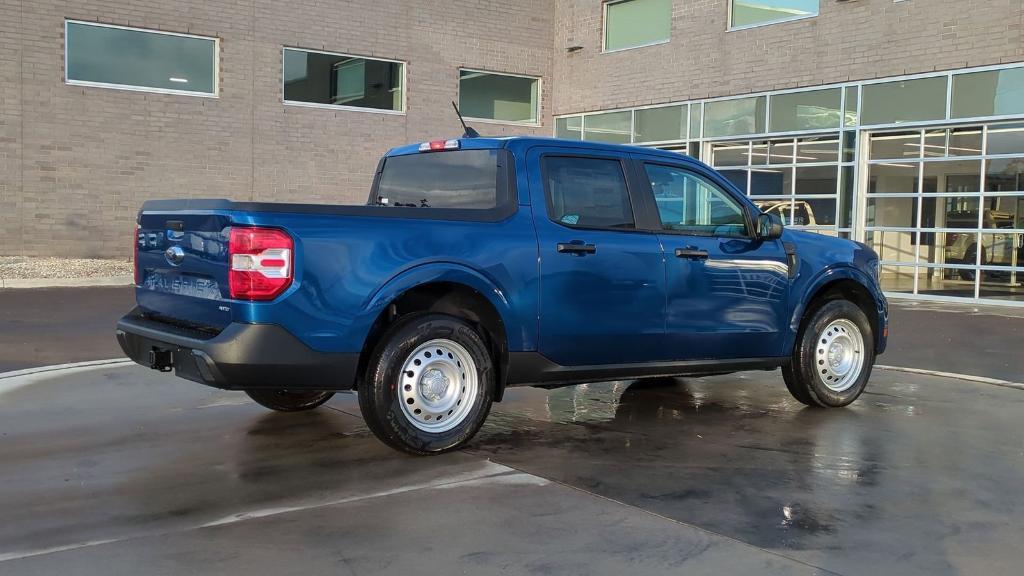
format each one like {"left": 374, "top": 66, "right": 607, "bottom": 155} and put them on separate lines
{"left": 149, "top": 348, "right": 174, "bottom": 372}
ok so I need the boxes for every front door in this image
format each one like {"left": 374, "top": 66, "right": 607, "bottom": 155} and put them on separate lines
{"left": 529, "top": 149, "right": 667, "bottom": 366}
{"left": 639, "top": 160, "right": 791, "bottom": 360}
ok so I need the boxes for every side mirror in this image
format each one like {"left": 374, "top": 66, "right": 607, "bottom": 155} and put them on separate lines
{"left": 756, "top": 212, "right": 784, "bottom": 240}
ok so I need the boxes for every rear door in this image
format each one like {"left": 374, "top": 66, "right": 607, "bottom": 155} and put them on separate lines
{"left": 136, "top": 212, "right": 233, "bottom": 330}
{"left": 528, "top": 147, "right": 667, "bottom": 366}
{"left": 637, "top": 159, "right": 791, "bottom": 360}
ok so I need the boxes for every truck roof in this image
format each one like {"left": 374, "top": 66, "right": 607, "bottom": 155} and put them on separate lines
{"left": 386, "top": 136, "right": 698, "bottom": 166}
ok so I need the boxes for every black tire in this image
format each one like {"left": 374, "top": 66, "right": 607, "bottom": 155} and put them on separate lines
{"left": 782, "top": 299, "right": 875, "bottom": 408}
{"left": 358, "top": 313, "right": 495, "bottom": 455}
{"left": 245, "top": 389, "right": 335, "bottom": 412}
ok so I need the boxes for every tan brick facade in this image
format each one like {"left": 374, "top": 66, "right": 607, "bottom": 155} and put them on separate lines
{"left": 0, "top": 0, "right": 553, "bottom": 257}
{"left": 2, "top": 0, "right": 1023, "bottom": 257}
{"left": 552, "top": 0, "right": 1024, "bottom": 114}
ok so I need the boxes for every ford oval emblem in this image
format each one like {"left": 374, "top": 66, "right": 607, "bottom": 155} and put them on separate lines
{"left": 164, "top": 245, "right": 186, "bottom": 266}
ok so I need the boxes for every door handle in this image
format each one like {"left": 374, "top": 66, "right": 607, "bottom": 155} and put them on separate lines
{"left": 674, "top": 247, "right": 709, "bottom": 260}
{"left": 557, "top": 241, "right": 597, "bottom": 255}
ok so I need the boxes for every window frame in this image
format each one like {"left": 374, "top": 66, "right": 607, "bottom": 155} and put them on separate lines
{"left": 64, "top": 19, "right": 219, "bottom": 98}
{"left": 281, "top": 47, "right": 407, "bottom": 114}
{"left": 458, "top": 68, "right": 541, "bottom": 126}
{"left": 727, "top": 0, "right": 820, "bottom": 32}
{"left": 639, "top": 161, "right": 756, "bottom": 239}
{"left": 602, "top": 0, "right": 673, "bottom": 54}
{"left": 539, "top": 153, "right": 647, "bottom": 232}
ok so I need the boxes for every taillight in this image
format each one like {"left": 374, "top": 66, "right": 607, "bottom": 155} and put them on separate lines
{"left": 229, "top": 227, "right": 294, "bottom": 301}
{"left": 134, "top": 223, "right": 141, "bottom": 286}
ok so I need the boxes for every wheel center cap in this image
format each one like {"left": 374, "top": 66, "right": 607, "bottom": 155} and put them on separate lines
{"left": 828, "top": 343, "right": 844, "bottom": 368}
{"left": 419, "top": 368, "right": 450, "bottom": 403}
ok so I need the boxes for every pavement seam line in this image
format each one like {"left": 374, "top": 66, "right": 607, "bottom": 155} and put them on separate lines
{"left": 876, "top": 365, "right": 1024, "bottom": 391}
{"left": 478, "top": 457, "right": 846, "bottom": 576}
{"left": 0, "top": 462, "right": 524, "bottom": 564}
{"left": 0, "top": 358, "right": 133, "bottom": 381}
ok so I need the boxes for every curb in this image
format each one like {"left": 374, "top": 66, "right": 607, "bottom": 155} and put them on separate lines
{"left": 0, "top": 276, "right": 134, "bottom": 289}
{"left": 875, "top": 365, "right": 1024, "bottom": 391}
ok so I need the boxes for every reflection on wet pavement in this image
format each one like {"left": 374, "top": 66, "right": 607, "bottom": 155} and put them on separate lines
{"left": 2, "top": 365, "right": 1023, "bottom": 575}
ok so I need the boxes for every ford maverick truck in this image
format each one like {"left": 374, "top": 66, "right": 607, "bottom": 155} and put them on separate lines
{"left": 116, "top": 136, "right": 888, "bottom": 454}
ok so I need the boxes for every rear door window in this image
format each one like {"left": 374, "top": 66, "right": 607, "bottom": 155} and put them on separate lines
{"left": 542, "top": 156, "right": 636, "bottom": 229}
{"left": 375, "top": 149, "right": 499, "bottom": 209}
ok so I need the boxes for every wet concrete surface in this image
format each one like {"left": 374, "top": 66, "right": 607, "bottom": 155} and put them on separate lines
{"left": 2, "top": 364, "right": 1023, "bottom": 574}
{"left": 0, "top": 287, "right": 134, "bottom": 372}
{"left": 2, "top": 287, "right": 1021, "bottom": 383}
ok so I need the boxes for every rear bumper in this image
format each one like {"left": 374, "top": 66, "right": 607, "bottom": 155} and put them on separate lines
{"left": 115, "top": 309, "right": 359, "bottom": 390}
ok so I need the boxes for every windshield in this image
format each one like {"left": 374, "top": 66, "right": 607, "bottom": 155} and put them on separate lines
{"left": 374, "top": 149, "right": 500, "bottom": 209}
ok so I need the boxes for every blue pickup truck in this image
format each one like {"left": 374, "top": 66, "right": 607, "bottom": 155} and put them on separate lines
{"left": 117, "top": 136, "right": 888, "bottom": 454}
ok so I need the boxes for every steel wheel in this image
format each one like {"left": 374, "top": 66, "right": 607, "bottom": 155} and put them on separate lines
{"left": 397, "top": 338, "right": 479, "bottom": 433}
{"left": 814, "top": 318, "right": 864, "bottom": 393}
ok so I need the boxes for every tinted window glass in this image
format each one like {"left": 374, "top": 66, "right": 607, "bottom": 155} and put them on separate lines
{"left": 459, "top": 71, "right": 538, "bottom": 123}
{"left": 66, "top": 21, "right": 216, "bottom": 95}
{"left": 543, "top": 157, "right": 635, "bottom": 229}
{"left": 646, "top": 164, "right": 748, "bottom": 236}
{"left": 283, "top": 49, "right": 404, "bottom": 111}
{"left": 861, "top": 77, "right": 948, "bottom": 125}
{"left": 731, "top": 0, "right": 818, "bottom": 28}
{"left": 375, "top": 150, "right": 499, "bottom": 209}
{"left": 605, "top": 0, "right": 672, "bottom": 51}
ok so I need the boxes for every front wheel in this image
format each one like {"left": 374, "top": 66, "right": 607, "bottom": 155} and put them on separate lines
{"left": 245, "top": 389, "right": 335, "bottom": 412}
{"left": 358, "top": 314, "right": 495, "bottom": 455}
{"left": 783, "top": 300, "right": 875, "bottom": 408}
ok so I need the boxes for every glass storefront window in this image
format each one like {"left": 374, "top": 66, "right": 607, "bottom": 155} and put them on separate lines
{"left": 879, "top": 265, "right": 917, "bottom": 293}
{"left": 284, "top": 48, "right": 404, "bottom": 111}
{"left": 801, "top": 198, "right": 837, "bottom": 226}
{"left": 459, "top": 70, "right": 538, "bottom": 123}
{"left": 952, "top": 68, "right": 1024, "bottom": 119}
{"left": 844, "top": 86, "right": 858, "bottom": 127}
{"left": 583, "top": 111, "right": 632, "bottom": 143}
{"left": 750, "top": 167, "right": 791, "bottom": 196}
{"left": 987, "top": 124, "right": 1024, "bottom": 155}
{"left": 917, "top": 266, "right": 978, "bottom": 298}
{"left": 604, "top": 0, "right": 672, "bottom": 52}
{"left": 719, "top": 169, "right": 749, "bottom": 193}
{"left": 922, "top": 160, "right": 982, "bottom": 194}
{"left": 796, "top": 135, "right": 840, "bottom": 163}
{"left": 704, "top": 96, "right": 766, "bottom": 137}
{"left": 839, "top": 166, "right": 854, "bottom": 228}
{"left": 842, "top": 132, "right": 857, "bottom": 162}
{"left": 730, "top": 0, "right": 818, "bottom": 29}
{"left": 711, "top": 142, "right": 748, "bottom": 166}
{"left": 769, "top": 88, "right": 842, "bottom": 132}
{"left": 556, "top": 116, "right": 583, "bottom": 139}
{"left": 769, "top": 139, "right": 794, "bottom": 164}
{"left": 633, "top": 105, "right": 686, "bottom": 143}
{"left": 66, "top": 21, "right": 217, "bottom": 95}
{"left": 948, "top": 128, "right": 984, "bottom": 156}
{"left": 861, "top": 76, "right": 948, "bottom": 126}
{"left": 868, "top": 163, "right": 918, "bottom": 194}
{"left": 866, "top": 197, "right": 917, "bottom": 228}
{"left": 870, "top": 131, "right": 920, "bottom": 160}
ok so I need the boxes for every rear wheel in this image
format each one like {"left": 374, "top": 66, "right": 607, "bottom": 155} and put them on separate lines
{"left": 359, "top": 314, "right": 494, "bottom": 455}
{"left": 783, "top": 300, "right": 874, "bottom": 408}
{"left": 245, "top": 389, "right": 335, "bottom": 412}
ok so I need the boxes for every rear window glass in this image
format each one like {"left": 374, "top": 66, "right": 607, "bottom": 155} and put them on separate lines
{"left": 374, "top": 149, "right": 499, "bottom": 209}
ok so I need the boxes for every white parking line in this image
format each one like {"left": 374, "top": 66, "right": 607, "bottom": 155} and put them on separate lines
{"left": 876, "top": 365, "right": 1024, "bottom": 391}
{"left": 0, "top": 358, "right": 134, "bottom": 398}
{"left": 0, "top": 461, "right": 537, "bottom": 563}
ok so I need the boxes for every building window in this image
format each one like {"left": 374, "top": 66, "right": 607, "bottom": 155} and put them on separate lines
{"left": 459, "top": 70, "right": 539, "bottom": 124}
{"left": 951, "top": 68, "right": 1024, "bottom": 119}
{"left": 704, "top": 96, "right": 766, "bottom": 138}
{"left": 861, "top": 76, "right": 948, "bottom": 126}
{"left": 283, "top": 48, "right": 405, "bottom": 112}
{"left": 603, "top": 0, "right": 672, "bottom": 52}
{"left": 634, "top": 105, "right": 687, "bottom": 144}
{"left": 583, "top": 111, "right": 632, "bottom": 143}
{"left": 729, "top": 0, "right": 819, "bottom": 30}
{"left": 769, "top": 88, "right": 842, "bottom": 132}
{"left": 65, "top": 20, "right": 217, "bottom": 96}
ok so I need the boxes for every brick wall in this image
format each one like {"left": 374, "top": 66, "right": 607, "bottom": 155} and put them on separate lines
{"left": 552, "top": 0, "right": 1024, "bottom": 115}
{"left": 2, "top": 0, "right": 553, "bottom": 257}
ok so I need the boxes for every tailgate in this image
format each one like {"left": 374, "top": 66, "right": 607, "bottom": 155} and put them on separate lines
{"left": 136, "top": 212, "right": 233, "bottom": 330}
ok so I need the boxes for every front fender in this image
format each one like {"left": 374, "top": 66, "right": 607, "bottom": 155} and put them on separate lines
{"left": 788, "top": 264, "right": 888, "bottom": 355}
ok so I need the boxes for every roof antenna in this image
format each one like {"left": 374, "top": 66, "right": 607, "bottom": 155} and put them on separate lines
{"left": 452, "top": 101, "right": 480, "bottom": 138}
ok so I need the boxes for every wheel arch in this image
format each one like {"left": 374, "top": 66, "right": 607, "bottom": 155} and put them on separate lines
{"left": 790, "top": 266, "right": 886, "bottom": 356}
{"left": 356, "top": 265, "right": 513, "bottom": 401}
